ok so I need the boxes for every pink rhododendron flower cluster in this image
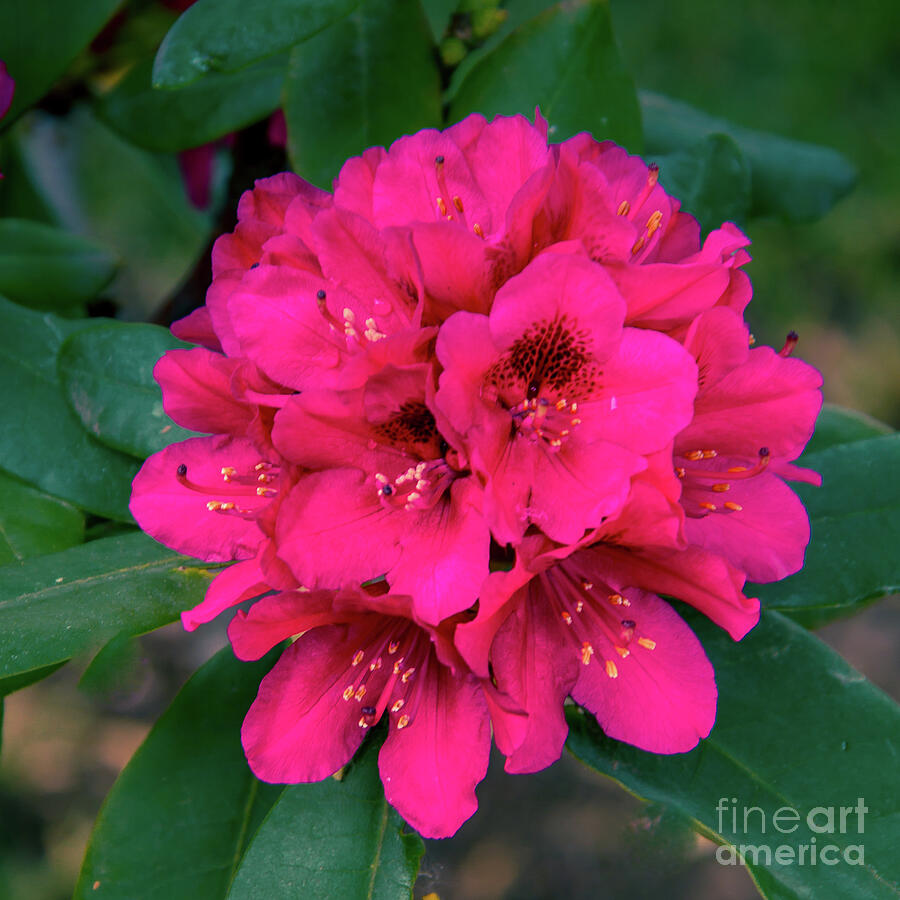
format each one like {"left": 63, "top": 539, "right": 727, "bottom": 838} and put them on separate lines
{"left": 131, "top": 112, "right": 822, "bottom": 838}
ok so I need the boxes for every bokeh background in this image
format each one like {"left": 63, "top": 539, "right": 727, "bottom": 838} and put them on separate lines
{"left": 2, "top": 1, "right": 897, "bottom": 898}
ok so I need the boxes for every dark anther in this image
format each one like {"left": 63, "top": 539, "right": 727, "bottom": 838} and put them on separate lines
{"left": 439, "top": 438, "right": 450, "bottom": 456}
{"left": 621, "top": 619, "right": 636, "bottom": 629}
{"left": 526, "top": 379, "right": 540, "bottom": 398}
{"left": 759, "top": 447, "right": 770, "bottom": 458}
{"left": 361, "top": 706, "right": 376, "bottom": 716}
{"left": 316, "top": 289, "right": 326, "bottom": 300}
{"left": 381, "top": 484, "right": 394, "bottom": 496}
{"left": 177, "top": 463, "right": 187, "bottom": 476}
{"left": 435, "top": 154, "right": 445, "bottom": 165}
{"left": 250, "top": 262, "right": 259, "bottom": 269}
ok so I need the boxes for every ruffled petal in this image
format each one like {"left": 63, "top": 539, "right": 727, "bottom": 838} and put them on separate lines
{"left": 182, "top": 554, "right": 270, "bottom": 632}
{"left": 379, "top": 663, "right": 491, "bottom": 838}
{"left": 241, "top": 626, "right": 366, "bottom": 783}
{"left": 129, "top": 436, "right": 267, "bottom": 561}
{"left": 570, "top": 589, "right": 717, "bottom": 753}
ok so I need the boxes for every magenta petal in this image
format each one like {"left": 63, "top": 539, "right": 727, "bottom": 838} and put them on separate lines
{"left": 582, "top": 327, "right": 698, "bottom": 454}
{"left": 0, "top": 62, "right": 14, "bottom": 120}
{"left": 571, "top": 589, "right": 717, "bottom": 753}
{"left": 241, "top": 627, "right": 365, "bottom": 783}
{"left": 129, "top": 436, "right": 266, "bottom": 561}
{"left": 379, "top": 665, "right": 491, "bottom": 838}
{"left": 529, "top": 440, "right": 645, "bottom": 543}
{"left": 155, "top": 348, "right": 254, "bottom": 435}
{"left": 609, "top": 261, "right": 730, "bottom": 330}
{"left": 276, "top": 469, "right": 404, "bottom": 588}
{"left": 227, "top": 266, "right": 345, "bottom": 390}
{"left": 227, "top": 589, "right": 338, "bottom": 659}
{"left": 492, "top": 588, "right": 580, "bottom": 774}
{"left": 182, "top": 555, "right": 269, "bottom": 632}
{"left": 388, "top": 479, "right": 490, "bottom": 624}
{"left": 686, "top": 346, "right": 823, "bottom": 461}
{"left": 170, "top": 306, "right": 222, "bottom": 351}
{"left": 684, "top": 473, "right": 811, "bottom": 583}
{"left": 489, "top": 251, "right": 625, "bottom": 363}
{"left": 594, "top": 544, "right": 759, "bottom": 640}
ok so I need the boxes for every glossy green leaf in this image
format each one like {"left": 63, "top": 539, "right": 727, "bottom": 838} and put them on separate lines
{"left": 449, "top": 0, "right": 642, "bottom": 151}
{"left": 58, "top": 322, "right": 199, "bottom": 459}
{"left": 98, "top": 55, "right": 287, "bottom": 152}
{"left": 0, "top": 468, "right": 85, "bottom": 565}
{"left": 655, "top": 133, "right": 751, "bottom": 232}
{"left": 640, "top": 91, "right": 858, "bottom": 223}
{"left": 0, "top": 661, "right": 66, "bottom": 697}
{"left": 803, "top": 403, "right": 893, "bottom": 456}
{"left": 153, "top": 0, "right": 361, "bottom": 88}
{"left": 228, "top": 731, "right": 424, "bottom": 899}
{"left": 75, "top": 648, "right": 282, "bottom": 899}
{"left": 0, "top": 219, "right": 117, "bottom": 311}
{"left": 567, "top": 608, "right": 900, "bottom": 900}
{"left": 754, "top": 435, "right": 900, "bottom": 627}
{"left": 421, "top": 0, "right": 457, "bottom": 43}
{"left": 0, "top": 532, "right": 217, "bottom": 680}
{"left": 77, "top": 632, "right": 142, "bottom": 697}
{"left": 445, "top": 0, "right": 555, "bottom": 101}
{"left": 7, "top": 107, "right": 210, "bottom": 318}
{"left": 0, "top": 297, "right": 138, "bottom": 519}
{"left": 0, "top": 0, "right": 122, "bottom": 124}
{"left": 283, "top": 0, "right": 442, "bottom": 189}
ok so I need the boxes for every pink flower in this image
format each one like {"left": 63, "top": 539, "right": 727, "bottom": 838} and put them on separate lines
{"left": 0, "top": 62, "right": 13, "bottom": 121}
{"left": 270, "top": 363, "right": 490, "bottom": 624}
{"left": 228, "top": 585, "right": 492, "bottom": 839}
{"left": 129, "top": 110, "right": 823, "bottom": 837}
{"left": 539, "top": 136, "right": 752, "bottom": 334}
{"left": 434, "top": 249, "right": 698, "bottom": 544}
{"left": 675, "top": 307, "right": 823, "bottom": 582}
{"left": 0, "top": 61, "right": 14, "bottom": 179}
{"left": 456, "top": 480, "right": 750, "bottom": 771}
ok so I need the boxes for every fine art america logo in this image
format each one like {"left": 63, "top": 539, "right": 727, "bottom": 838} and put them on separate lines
{"left": 715, "top": 798, "right": 867, "bottom": 867}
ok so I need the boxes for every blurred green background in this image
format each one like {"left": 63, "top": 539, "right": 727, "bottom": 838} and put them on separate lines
{"left": 613, "top": 0, "right": 900, "bottom": 425}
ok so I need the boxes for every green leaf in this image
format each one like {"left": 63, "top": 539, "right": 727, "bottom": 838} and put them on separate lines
{"left": 283, "top": 0, "right": 442, "bottom": 189}
{"left": 445, "top": 0, "right": 555, "bottom": 102}
{"left": 655, "top": 133, "right": 751, "bottom": 232}
{"left": 421, "top": 0, "right": 457, "bottom": 43}
{"left": 0, "top": 297, "right": 138, "bottom": 520}
{"left": 153, "top": 0, "right": 361, "bottom": 88}
{"left": 640, "top": 91, "right": 858, "bottom": 223}
{"left": 567, "top": 609, "right": 900, "bottom": 900}
{"left": 5, "top": 107, "right": 211, "bottom": 318}
{"left": 754, "top": 435, "right": 900, "bottom": 627}
{"left": 78, "top": 632, "right": 142, "bottom": 697}
{"left": 0, "top": 468, "right": 85, "bottom": 565}
{"left": 0, "top": 0, "right": 122, "bottom": 124}
{"left": 57, "top": 322, "right": 199, "bottom": 459}
{"left": 227, "top": 730, "right": 424, "bottom": 900}
{"left": 804, "top": 403, "right": 893, "bottom": 456}
{"left": 0, "top": 532, "right": 217, "bottom": 680}
{"left": 449, "top": 0, "right": 642, "bottom": 151}
{"left": 98, "top": 55, "right": 287, "bottom": 153}
{"left": 0, "top": 661, "right": 67, "bottom": 697}
{"left": 0, "top": 219, "right": 117, "bottom": 311}
{"left": 75, "top": 648, "right": 283, "bottom": 900}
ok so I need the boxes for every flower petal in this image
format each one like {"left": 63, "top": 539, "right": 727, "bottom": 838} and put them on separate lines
{"left": 241, "top": 626, "right": 366, "bottom": 783}
{"left": 571, "top": 589, "right": 717, "bottom": 753}
{"left": 379, "top": 663, "right": 491, "bottom": 838}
